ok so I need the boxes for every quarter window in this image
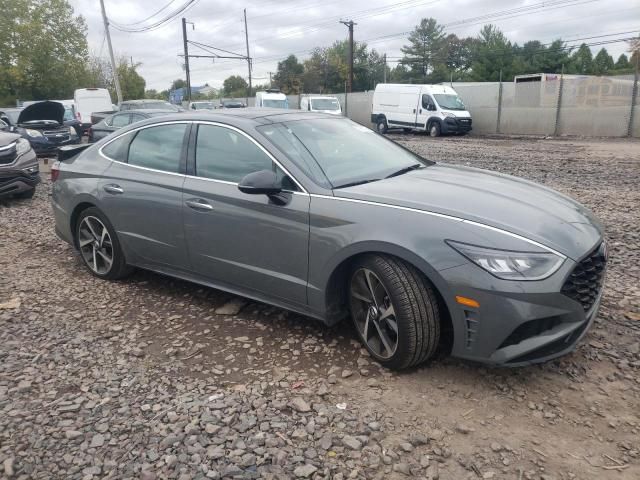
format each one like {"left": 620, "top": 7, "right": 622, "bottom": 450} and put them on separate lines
{"left": 102, "top": 132, "right": 133, "bottom": 162}
{"left": 128, "top": 124, "right": 187, "bottom": 173}
{"left": 195, "top": 124, "right": 277, "bottom": 183}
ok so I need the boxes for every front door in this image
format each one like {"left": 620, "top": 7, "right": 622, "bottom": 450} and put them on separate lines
{"left": 182, "top": 122, "right": 310, "bottom": 306}
{"left": 98, "top": 122, "right": 190, "bottom": 269}
{"left": 415, "top": 93, "right": 435, "bottom": 130}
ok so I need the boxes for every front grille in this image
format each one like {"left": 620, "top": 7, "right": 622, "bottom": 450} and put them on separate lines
{"left": 561, "top": 243, "right": 607, "bottom": 311}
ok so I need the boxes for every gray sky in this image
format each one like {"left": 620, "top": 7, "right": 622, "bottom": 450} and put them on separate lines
{"left": 70, "top": 0, "right": 639, "bottom": 91}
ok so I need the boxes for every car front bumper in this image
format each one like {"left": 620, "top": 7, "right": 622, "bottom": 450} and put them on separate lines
{"left": 441, "top": 117, "right": 472, "bottom": 134}
{"left": 439, "top": 246, "right": 605, "bottom": 366}
{"left": 0, "top": 170, "right": 40, "bottom": 197}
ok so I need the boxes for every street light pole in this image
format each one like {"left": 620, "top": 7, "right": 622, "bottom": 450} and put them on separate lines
{"left": 182, "top": 18, "right": 192, "bottom": 104}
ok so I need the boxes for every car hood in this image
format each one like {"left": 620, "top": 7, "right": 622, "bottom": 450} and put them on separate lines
{"left": 336, "top": 163, "right": 603, "bottom": 260}
{"left": 0, "top": 131, "right": 21, "bottom": 147}
{"left": 18, "top": 101, "right": 64, "bottom": 125}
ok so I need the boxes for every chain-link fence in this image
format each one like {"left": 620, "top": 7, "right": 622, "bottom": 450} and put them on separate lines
{"left": 219, "top": 74, "right": 639, "bottom": 137}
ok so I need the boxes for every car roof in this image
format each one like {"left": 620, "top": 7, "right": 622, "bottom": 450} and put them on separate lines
{"left": 114, "top": 108, "right": 344, "bottom": 133}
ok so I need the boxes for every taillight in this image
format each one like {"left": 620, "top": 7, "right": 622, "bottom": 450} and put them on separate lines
{"left": 51, "top": 163, "right": 60, "bottom": 182}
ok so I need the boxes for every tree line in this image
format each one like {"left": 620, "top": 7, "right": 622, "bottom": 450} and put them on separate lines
{"left": 0, "top": 0, "right": 145, "bottom": 106}
{"left": 231, "top": 19, "right": 638, "bottom": 95}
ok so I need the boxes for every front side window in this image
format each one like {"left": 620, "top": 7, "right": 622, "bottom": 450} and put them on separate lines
{"left": 422, "top": 94, "right": 435, "bottom": 110}
{"left": 111, "top": 114, "right": 131, "bottom": 128}
{"left": 128, "top": 124, "right": 187, "bottom": 172}
{"left": 196, "top": 124, "right": 292, "bottom": 185}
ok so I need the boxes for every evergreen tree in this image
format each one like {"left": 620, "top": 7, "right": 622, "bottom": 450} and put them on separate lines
{"left": 399, "top": 18, "right": 445, "bottom": 82}
{"left": 568, "top": 44, "right": 593, "bottom": 74}
{"left": 469, "top": 25, "right": 515, "bottom": 81}
{"left": 592, "top": 48, "right": 615, "bottom": 75}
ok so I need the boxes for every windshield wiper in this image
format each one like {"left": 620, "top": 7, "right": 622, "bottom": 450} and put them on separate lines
{"left": 334, "top": 178, "right": 381, "bottom": 189}
{"left": 385, "top": 163, "right": 424, "bottom": 179}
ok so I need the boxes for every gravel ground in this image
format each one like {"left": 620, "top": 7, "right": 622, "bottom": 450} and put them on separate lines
{"left": 1, "top": 135, "right": 639, "bottom": 480}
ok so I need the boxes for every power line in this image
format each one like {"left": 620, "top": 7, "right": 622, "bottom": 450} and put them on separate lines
{"left": 112, "top": 0, "right": 181, "bottom": 27}
{"left": 110, "top": 0, "right": 201, "bottom": 33}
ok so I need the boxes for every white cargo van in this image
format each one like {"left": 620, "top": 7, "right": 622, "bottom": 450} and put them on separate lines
{"left": 371, "top": 83, "right": 471, "bottom": 136}
{"left": 74, "top": 88, "right": 113, "bottom": 130}
{"left": 300, "top": 95, "right": 342, "bottom": 115}
{"left": 255, "top": 89, "right": 288, "bottom": 109}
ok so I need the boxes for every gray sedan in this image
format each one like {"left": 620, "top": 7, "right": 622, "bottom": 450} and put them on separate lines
{"left": 51, "top": 110, "right": 606, "bottom": 369}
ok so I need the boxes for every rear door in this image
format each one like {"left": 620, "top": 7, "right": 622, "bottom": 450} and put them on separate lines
{"left": 182, "top": 122, "right": 310, "bottom": 305}
{"left": 98, "top": 121, "right": 190, "bottom": 270}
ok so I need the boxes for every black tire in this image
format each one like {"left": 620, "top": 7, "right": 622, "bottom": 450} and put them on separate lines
{"left": 14, "top": 188, "right": 35, "bottom": 199}
{"left": 75, "top": 207, "right": 133, "bottom": 280}
{"left": 376, "top": 117, "right": 388, "bottom": 134}
{"left": 429, "top": 122, "right": 441, "bottom": 137}
{"left": 349, "top": 254, "right": 440, "bottom": 370}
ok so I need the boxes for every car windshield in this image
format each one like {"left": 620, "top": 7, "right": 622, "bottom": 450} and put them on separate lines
{"left": 63, "top": 107, "right": 74, "bottom": 121}
{"left": 311, "top": 98, "right": 340, "bottom": 111}
{"left": 433, "top": 94, "right": 466, "bottom": 111}
{"left": 263, "top": 99, "right": 287, "bottom": 109}
{"left": 3, "top": 110, "right": 20, "bottom": 124}
{"left": 258, "top": 119, "right": 432, "bottom": 189}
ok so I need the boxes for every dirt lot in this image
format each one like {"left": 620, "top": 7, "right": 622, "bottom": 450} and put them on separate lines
{"left": 1, "top": 135, "right": 639, "bottom": 480}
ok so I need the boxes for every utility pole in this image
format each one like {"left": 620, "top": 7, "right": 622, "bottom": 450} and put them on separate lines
{"left": 244, "top": 9, "right": 252, "bottom": 103}
{"left": 340, "top": 20, "right": 355, "bottom": 93}
{"left": 182, "top": 18, "right": 192, "bottom": 103}
{"left": 383, "top": 53, "right": 387, "bottom": 83}
{"left": 99, "top": 0, "right": 122, "bottom": 104}
{"left": 268, "top": 72, "right": 274, "bottom": 88}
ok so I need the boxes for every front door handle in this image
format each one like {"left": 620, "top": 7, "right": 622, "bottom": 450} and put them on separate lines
{"left": 420, "top": 108, "right": 423, "bottom": 114}
{"left": 185, "top": 199, "right": 214, "bottom": 211}
{"left": 413, "top": 108, "right": 416, "bottom": 114}
{"left": 103, "top": 184, "right": 124, "bottom": 194}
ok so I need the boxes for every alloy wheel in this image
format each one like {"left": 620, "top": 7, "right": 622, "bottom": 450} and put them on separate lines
{"left": 78, "top": 216, "right": 114, "bottom": 275}
{"left": 350, "top": 268, "right": 399, "bottom": 359}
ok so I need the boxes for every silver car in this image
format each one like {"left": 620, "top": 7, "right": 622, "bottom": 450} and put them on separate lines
{"left": 51, "top": 110, "right": 606, "bottom": 369}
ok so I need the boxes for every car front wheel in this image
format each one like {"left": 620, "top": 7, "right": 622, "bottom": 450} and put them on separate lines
{"left": 429, "top": 122, "right": 441, "bottom": 137}
{"left": 76, "top": 207, "right": 132, "bottom": 280}
{"left": 376, "top": 118, "right": 388, "bottom": 134}
{"left": 349, "top": 255, "right": 440, "bottom": 370}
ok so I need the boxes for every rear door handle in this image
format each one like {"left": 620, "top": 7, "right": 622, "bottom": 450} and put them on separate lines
{"left": 103, "top": 184, "right": 124, "bottom": 194}
{"left": 185, "top": 199, "right": 214, "bottom": 211}
{"left": 413, "top": 108, "right": 416, "bottom": 113}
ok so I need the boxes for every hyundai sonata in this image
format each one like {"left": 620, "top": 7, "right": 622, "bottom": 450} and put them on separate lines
{"left": 51, "top": 110, "right": 606, "bottom": 369}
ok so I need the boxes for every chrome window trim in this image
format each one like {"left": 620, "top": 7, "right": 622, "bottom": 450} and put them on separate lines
{"left": 98, "top": 120, "right": 308, "bottom": 194}
{"left": 98, "top": 120, "right": 191, "bottom": 177}
{"left": 192, "top": 120, "right": 307, "bottom": 194}
{"left": 309, "top": 194, "right": 566, "bottom": 258}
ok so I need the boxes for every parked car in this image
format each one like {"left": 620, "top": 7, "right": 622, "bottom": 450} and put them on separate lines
{"left": 0, "top": 131, "right": 39, "bottom": 199}
{"left": 74, "top": 88, "right": 113, "bottom": 132}
{"left": 189, "top": 101, "right": 215, "bottom": 110}
{"left": 89, "top": 109, "right": 176, "bottom": 143}
{"left": 372, "top": 83, "right": 472, "bottom": 136}
{"left": 300, "top": 95, "right": 342, "bottom": 115}
{"left": 0, "top": 108, "right": 23, "bottom": 127}
{"left": 255, "top": 89, "right": 288, "bottom": 108}
{"left": 51, "top": 110, "right": 605, "bottom": 370}
{"left": 221, "top": 100, "right": 246, "bottom": 109}
{"left": 12, "top": 101, "right": 79, "bottom": 155}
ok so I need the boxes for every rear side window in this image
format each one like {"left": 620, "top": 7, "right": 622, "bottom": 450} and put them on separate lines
{"left": 128, "top": 124, "right": 187, "bottom": 173}
{"left": 111, "top": 114, "right": 130, "bottom": 127}
{"left": 195, "top": 124, "right": 274, "bottom": 183}
{"left": 102, "top": 132, "right": 133, "bottom": 162}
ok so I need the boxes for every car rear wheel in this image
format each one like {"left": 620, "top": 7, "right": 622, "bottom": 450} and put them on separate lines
{"left": 76, "top": 207, "right": 132, "bottom": 280}
{"left": 376, "top": 118, "right": 388, "bottom": 134}
{"left": 429, "top": 122, "right": 441, "bottom": 137}
{"left": 349, "top": 255, "right": 440, "bottom": 370}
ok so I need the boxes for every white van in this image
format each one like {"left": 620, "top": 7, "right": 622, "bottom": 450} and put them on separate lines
{"left": 74, "top": 88, "right": 113, "bottom": 130}
{"left": 371, "top": 83, "right": 471, "bottom": 136}
{"left": 300, "top": 95, "right": 342, "bottom": 115}
{"left": 255, "top": 89, "right": 288, "bottom": 109}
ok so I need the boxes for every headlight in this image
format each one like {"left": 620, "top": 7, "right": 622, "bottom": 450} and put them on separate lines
{"left": 69, "top": 126, "right": 76, "bottom": 136}
{"left": 447, "top": 240, "right": 565, "bottom": 280}
{"left": 15, "top": 138, "right": 32, "bottom": 155}
{"left": 25, "top": 129, "right": 43, "bottom": 138}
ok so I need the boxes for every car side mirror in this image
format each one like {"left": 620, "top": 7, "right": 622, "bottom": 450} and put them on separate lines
{"left": 238, "top": 170, "right": 282, "bottom": 195}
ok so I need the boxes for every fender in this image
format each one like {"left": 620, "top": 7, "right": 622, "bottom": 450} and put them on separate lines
{"left": 425, "top": 115, "right": 443, "bottom": 131}
{"left": 312, "top": 240, "right": 460, "bottom": 330}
